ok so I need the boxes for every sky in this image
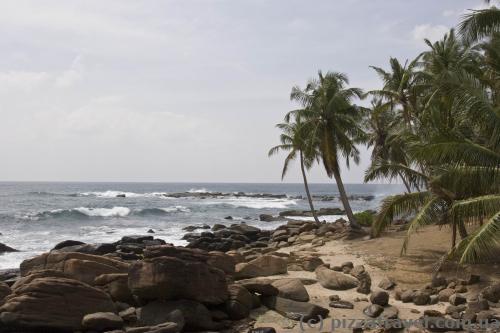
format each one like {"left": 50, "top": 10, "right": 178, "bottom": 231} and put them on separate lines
{"left": 0, "top": 0, "right": 488, "bottom": 183}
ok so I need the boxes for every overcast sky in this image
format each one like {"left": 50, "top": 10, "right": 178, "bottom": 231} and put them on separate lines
{"left": 0, "top": 0, "right": 487, "bottom": 183}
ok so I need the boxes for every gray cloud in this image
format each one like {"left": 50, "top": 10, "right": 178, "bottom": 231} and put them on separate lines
{"left": 0, "top": 0, "right": 475, "bottom": 183}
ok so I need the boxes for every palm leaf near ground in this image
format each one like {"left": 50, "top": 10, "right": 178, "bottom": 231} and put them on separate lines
{"left": 268, "top": 117, "right": 321, "bottom": 223}
{"left": 371, "top": 12, "right": 500, "bottom": 264}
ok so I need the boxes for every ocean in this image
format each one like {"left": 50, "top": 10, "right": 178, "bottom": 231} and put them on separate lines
{"left": 0, "top": 182, "right": 404, "bottom": 269}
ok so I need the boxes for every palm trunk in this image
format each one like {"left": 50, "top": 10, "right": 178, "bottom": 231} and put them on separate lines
{"left": 332, "top": 168, "right": 361, "bottom": 229}
{"left": 398, "top": 171, "right": 412, "bottom": 193}
{"left": 300, "top": 151, "right": 320, "bottom": 223}
{"left": 452, "top": 223, "right": 457, "bottom": 249}
{"left": 458, "top": 222, "right": 468, "bottom": 239}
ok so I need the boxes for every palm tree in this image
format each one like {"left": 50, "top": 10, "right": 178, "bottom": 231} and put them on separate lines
{"left": 459, "top": 4, "right": 500, "bottom": 44}
{"left": 363, "top": 99, "right": 417, "bottom": 193}
{"left": 268, "top": 117, "right": 320, "bottom": 223}
{"left": 288, "top": 71, "right": 367, "bottom": 229}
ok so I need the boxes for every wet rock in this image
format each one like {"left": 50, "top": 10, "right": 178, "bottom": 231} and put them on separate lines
{"left": 363, "top": 304, "right": 384, "bottom": 318}
{"left": 53, "top": 240, "right": 86, "bottom": 250}
{"left": 212, "top": 224, "right": 226, "bottom": 231}
{"left": 82, "top": 312, "right": 123, "bottom": 331}
{"left": 261, "top": 296, "right": 329, "bottom": 322}
{"left": 224, "top": 216, "right": 233, "bottom": 220}
{"left": 370, "top": 289, "right": 389, "bottom": 306}
{"left": 0, "top": 243, "right": 18, "bottom": 253}
{"left": 315, "top": 266, "right": 359, "bottom": 290}
{"left": 235, "top": 255, "right": 287, "bottom": 279}
{"left": 0, "top": 277, "right": 115, "bottom": 331}
{"left": 128, "top": 256, "right": 228, "bottom": 305}
{"left": 272, "top": 278, "right": 309, "bottom": 302}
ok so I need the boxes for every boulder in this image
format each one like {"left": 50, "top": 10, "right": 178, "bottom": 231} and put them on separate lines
{"left": 94, "top": 273, "right": 133, "bottom": 303}
{"left": 0, "top": 277, "right": 115, "bottom": 331}
{"left": 238, "top": 278, "right": 279, "bottom": 296}
{"left": 19, "top": 252, "right": 129, "bottom": 285}
{"left": 370, "top": 289, "right": 389, "bottom": 306}
{"left": 143, "top": 245, "right": 208, "bottom": 261}
{"left": 329, "top": 300, "right": 354, "bottom": 309}
{"left": 126, "top": 322, "right": 180, "bottom": 333}
{"left": 0, "top": 283, "right": 11, "bottom": 303}
{"left": 55, "top": 243, "right": 117, "bottom": 255}
{"left": 82, "top": 312, "right": 123, "bottom": 331}
{"left": 350, "top": 265, "right": 371, "bottom": 294}
{"left": 481, "top": 283, "right": 500, "bottom": 303}
{"left": 449, "top": 294, "right": 467, "bottom": 306}
{"left": 225, "top": 284, "right": 254, "bottom": 320}
{"left": 53, "top": 240, "right": 86, "bottom": 250}
{"left": 207, "top": 251, "right": 236, "bottom": 275}
{"left": 315, "top": 266, "right": 359, "bottom": 290}
{"left": 137, "top": 300, "right": 217, "bottom": 331}
{"left": 301, "top": 256, "right": 324, "bottom": 272}
{"left": 380, "top": 305, "right": 399, "bottom": 320}
{"left": 467, "top": 299, "right": 489, "bottom": 313}
{"left": 128, "top": 256, "right": 228, "bottom": 305}
{"left": 401, "top": 290, "right": 415, "bottom": 303}
{"left": 119, "top": 307, "right": 137, "bottom": 322}
{"left": 235, "top": 255, "right": 287, "bottom": 279}
{"left": 272, "top": 279, "right": 309, "bottom": 302}
{"left": 261, "top": 296, "right": 329, "bottom": 322}
{"left": 413, "top": 290, "right": 430, "bottom": 305}
{"left": 437, "top": 288, "right": 455, "bottom": 302}
{"left": 378, "top": 277, "right": 396, "bottom": 290}
{"left": 0, "top": 243, "right": 17, "bottom": 253}
{"left": 363, "top": 304, "right": 384, "bottom": 318}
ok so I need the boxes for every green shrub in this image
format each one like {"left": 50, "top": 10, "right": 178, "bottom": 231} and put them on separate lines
{"left": 354, "top": 210, "right": 375, "bottom": 226}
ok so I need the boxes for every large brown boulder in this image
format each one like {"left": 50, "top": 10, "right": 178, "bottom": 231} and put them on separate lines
{"left": 128, "top": 256, "right": 228, "bottom": 305}
{"left": 137, "top": 300, "right": 218, "bottom": 331}
{"left": 0, "top": 277, "right": 115, "bottom": 331}
{"left": 20, "top": 252, "right": 129, "bottom": 285}
{"left": 0, "top": 283, "right": 10, "bottom": 304}
{"left": 207, "top": 251, "right": 236, "bottom": 275}
{"left": 225, "top": 284, "right": 254, "bottom": 320}
{"left": 94, "top": 273, "right": 133, "bottom": 303}
{"left": 315, "top": 266, "right": 359, "bottom": 290}
{"left": 272, "top": 278, "right": 309, "bottom": 302}
{"left": 261, "top": 296, "right": 329, "bottom": 321}
{"left": 235, "top": 255, "right": 287, "bottom": 279}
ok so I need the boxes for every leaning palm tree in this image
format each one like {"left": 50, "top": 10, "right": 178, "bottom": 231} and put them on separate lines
{"left": 288, "top": 71, "right": 367, "bottom": 229}
{"left": 268, "top": 117, "right": 320, "bottom": 223}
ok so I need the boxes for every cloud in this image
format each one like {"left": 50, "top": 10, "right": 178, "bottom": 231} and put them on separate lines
{"left": 0, "top": 71, "right": 49, "bottom": 91}
{"left": 55, "top": 55, "right": 84, "bottom": 88}
{"left": 412, "top": 24, "right": 449, "bottom": 43}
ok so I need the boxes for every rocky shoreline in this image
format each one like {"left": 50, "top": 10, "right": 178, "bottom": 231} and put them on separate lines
{"left": 0, "top": 218, "right": 499, "bottom": 333}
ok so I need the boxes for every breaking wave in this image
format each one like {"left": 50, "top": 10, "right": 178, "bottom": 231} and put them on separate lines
{"left": 20, "top": 205, "right": 190, "bottom": 220}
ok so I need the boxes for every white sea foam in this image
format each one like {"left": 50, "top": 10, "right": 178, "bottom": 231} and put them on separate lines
{"left": 188, "top": 188, "right": 212, "bottom": 193}
{"left": 160, "top": 206, "right": 190, "bottom": 213}
{"left": 79, "top": 191, "right": 170, "bottom": 198}
{"left": 74, "top": 206, "right": 131, "bottom": 217}
{"left": 204, "top": 197, "right": 298, "bottom": 209}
